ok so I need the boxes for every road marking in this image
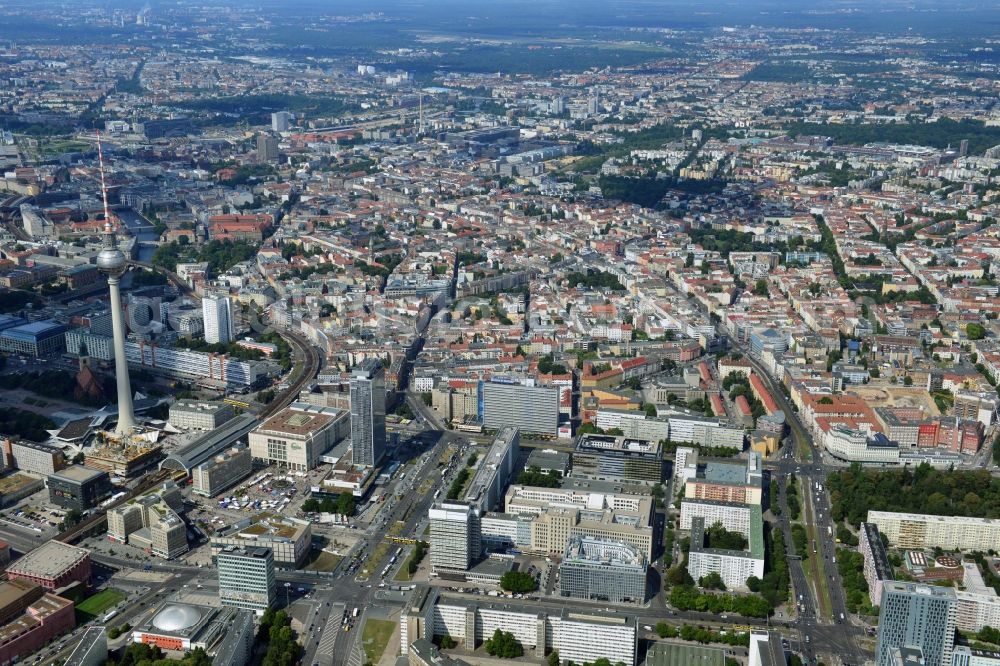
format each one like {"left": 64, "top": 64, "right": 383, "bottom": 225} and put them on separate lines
{"left": 315, "top": 602, "right": 345, "bottom": 666}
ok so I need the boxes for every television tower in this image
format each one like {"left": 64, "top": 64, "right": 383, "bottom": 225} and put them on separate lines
{"left": 94, "top": 132, "right": 137, "bottom": 436}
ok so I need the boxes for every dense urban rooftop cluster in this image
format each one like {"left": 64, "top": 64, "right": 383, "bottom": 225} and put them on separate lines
{"left": 3, "top": 2, "right": 1000, "bottom": 666}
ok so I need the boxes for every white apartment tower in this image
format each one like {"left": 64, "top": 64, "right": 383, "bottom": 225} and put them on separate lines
{"left": 203, "top": 294, "right": 234, "bottom": 344}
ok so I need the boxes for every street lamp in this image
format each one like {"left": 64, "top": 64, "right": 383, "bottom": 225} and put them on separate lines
{"left": 284, "top": 582, "right": 291, "bottom": 607}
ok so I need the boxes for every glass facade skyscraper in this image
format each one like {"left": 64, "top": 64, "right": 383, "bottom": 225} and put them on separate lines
{"left": 350, "top": 359, "right": 386, "bottom": 467}
{"left": 875, "top": 582, "right": 957, "bottom": 666}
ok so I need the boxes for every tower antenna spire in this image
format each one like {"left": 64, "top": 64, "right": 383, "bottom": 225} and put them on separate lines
{"left": 94, "top": 129, "right": 136, "bottom": 436}
{"left": 96, "top": 130, "right": 114, "bottom": 235}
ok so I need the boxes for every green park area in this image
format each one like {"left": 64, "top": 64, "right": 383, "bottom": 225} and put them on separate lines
{"left": 362, "top": 618, "right": 397, "bottom": 665}
{"left": 76, "top": 588, "right": 126, "bottom": 622}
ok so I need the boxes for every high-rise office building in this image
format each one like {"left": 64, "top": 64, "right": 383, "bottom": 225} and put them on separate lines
{"left": 350, "top": 360, "right": 386, "bottom": 467}
{"left": 462, "top": 426, "right": 519, "bottom": 513}
{"left": 428, "top": 502, "right": 480, "bottom": 573}
{"left": 559, "top": 536, "right": 647, "bottom": 604}
{"left": 202, "top": 295, "right": 233, "bottom": 344}
{"left": 572, "top": 433, "right": 663, "bottom": 484}
{"left": 257, "top": 133, "right": 279, "bottom": 163}
{"left": 216, "top": 545, "right": 276, "bottom": 614}
{"left": 271, "top": 111, "right": 292, "bottom": 133}
{"left": 482, "top": 380, "right": 559, "bottom": 436}
{"left": 876, "top": 582, "right": 957, "bottom": 666}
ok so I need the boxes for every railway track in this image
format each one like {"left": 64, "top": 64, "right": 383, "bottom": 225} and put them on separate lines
{"left": 258, "top": 326, "right": 321, "bottom": 420}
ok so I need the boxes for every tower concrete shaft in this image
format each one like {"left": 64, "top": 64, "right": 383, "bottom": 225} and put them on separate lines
{"left": 108, "top": 275, "right": 136, "bottom": 435}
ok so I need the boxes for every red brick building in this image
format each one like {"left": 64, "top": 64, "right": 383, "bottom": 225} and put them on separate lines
{"left": 5, "top": 541, "right": 91, "bottom": 591}
{"left": 0, "top": 580, "right": 75, "bottom": 664}
{"left": 208, "top": 213, "right": 273, "bottom": 242}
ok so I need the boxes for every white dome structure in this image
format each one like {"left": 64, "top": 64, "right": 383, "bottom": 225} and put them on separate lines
{"left": 152, "top": 604, "right": 202, "bottom": 633}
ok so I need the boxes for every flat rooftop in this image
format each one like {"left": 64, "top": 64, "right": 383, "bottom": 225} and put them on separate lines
{"left": 0, "top": 593, "right": 71, "bottom": 644}
{"left": 861, "top": 523, "right": 894, "bottom": 584}
{"left": 869, "top": 510, "right": 1000, "bottom": 525}
{"left": 697, "top": 460, "right": 751, "bottom": 486}
{"left": 217, "top": 545, "right": 272, "bottom": 560}
{"left": 220, "top": 512, "right": 307, "bottom": 541}
{"left": 50, "top": 465, "right": 106, "bottom": 484}
{"left": 526, "top": 449, "right": 569, "bottom": 470}
{"left": 7, "top": 541, "right": 89, "bottom": 579}
{"left": 0, "top": 473, "right": 42, "bottom": 495}
{"left": 464, "top": 427, "right": 519, "bottom": 505}
{"left": 256, "top": 404, "right": 339, "bottom": 437}
{"left": 171, "top": 400, "right": 232, "bottom": 414}
{"left": 0, "top": 579, "right": 40, "bottom": 609}
{"left": 646, "top": 641, "right": 725, "bottom": 666}
{"left": 576, "top": 433, "right": 661, "bottom": 456}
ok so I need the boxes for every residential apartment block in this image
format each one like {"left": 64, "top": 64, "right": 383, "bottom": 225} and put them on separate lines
{"left": 686, "top": 507, "right": 765, "bottom": 590}
{"left": 868, "top": 511, "right": 1000, "bottom": 552}
{"left": 401, "top": 584, "right": 638, "bottom": 666}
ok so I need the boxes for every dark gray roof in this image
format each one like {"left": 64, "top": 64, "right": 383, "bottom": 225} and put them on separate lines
{"left": 160, "top": 414, "right": 257, "bottom": 473}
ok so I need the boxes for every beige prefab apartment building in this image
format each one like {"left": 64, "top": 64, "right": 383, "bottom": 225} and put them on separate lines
{"left": 531, "top": 506, "right": 654, "bottom": 560}
{"left": 107, "top": 482, "right": 188, "bottom": 559}
{"left": 193, "top": 445, "right": 252, "bottom": 497}
{"left": 868, "top": 510, "right": 1000, "bottom": 551}
{"left": 169, "top": 400, "right": 236, "bottom": 431}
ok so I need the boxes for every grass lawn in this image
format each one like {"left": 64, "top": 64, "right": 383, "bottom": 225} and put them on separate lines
{"left": 393, "top": 560, "right": 412, "bottom": 582}
{"left": 386, "top": 521, "right": 405, "bottom": 537}
{"left": 304, "top": 549, "right": 342, "bottom": 572}
{"left": 361, "top": 541, "right": 393, "bottom": 579}
{"left": 416, "top": 477, "right": 436, "bottom": 495}
{"left": 362, "top": 618, "right": 396, "bottom": 665}
{"left": 76, "top": 588, "right": 126, "bottom": 621}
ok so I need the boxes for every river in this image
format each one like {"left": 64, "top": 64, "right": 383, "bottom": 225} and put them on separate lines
{"left": 114, "top": 207, "right": 159, "bottom": 262}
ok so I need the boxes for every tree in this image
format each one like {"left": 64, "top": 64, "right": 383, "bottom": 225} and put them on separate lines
{"left": 903, "top": 375, "right": 913, "bottom": 386}
{"left": 655, "top": 622, "right": 677, "bottom": 639}
{"left": 968, "top": 323, "right": 987, "bottom": 340}
{"left": 337, "top": 493, "right": 355, "bottom": 516}
{"left": 704, "top": 522, "right": 747, "bottom": 551}
{"left": 577, "top": 422, "right": 603, "bottom": 435}
{"left": 440, "top": 635, "right": 456, "bottom": 649}
{"left": 548, "top": 650, "right": 561, "bottom": 666}
{"left": 665, "top": 566, "right": 694, "bottom": 587}
{"left": 699, "top": 572, "right": 726, "bottom": 590}
{"left": 517, "top": 466, "right": 562, "bottom": 488}
{"left": 484, "top": 629, "right": 523, "bottom": 658}
{"left": 407, "top": 541, "right": 429, "bottom": 574}
{"left": 500, "top": 571, "right": 538, "bottom": 594}
{"left": 753, "top": 279, "right": 769, "bottom": 297}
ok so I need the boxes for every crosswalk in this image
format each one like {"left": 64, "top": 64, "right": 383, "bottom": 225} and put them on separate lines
{"left": 347, "top": 641, "right": 366, "bottom": 666}
{"left": 314, "top": 603, "right": 345, "bottom": 666}
{"left": 345, "top": 608, "right": 367, "bottom": 666}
